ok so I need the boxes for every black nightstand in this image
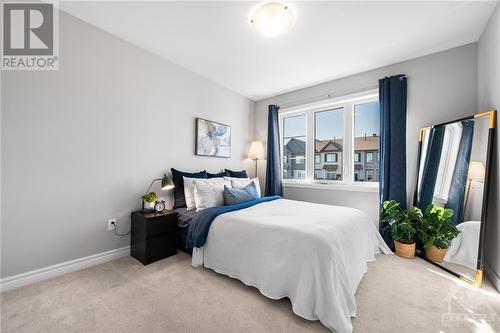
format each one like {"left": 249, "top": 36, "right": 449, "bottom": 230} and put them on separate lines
{"left": 130, "top": 210, "right": 179, "bottom": 265}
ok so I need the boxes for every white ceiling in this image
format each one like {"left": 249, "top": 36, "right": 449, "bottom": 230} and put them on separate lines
{"left": 59, "top": 1, "right": 497, "bottom": 101}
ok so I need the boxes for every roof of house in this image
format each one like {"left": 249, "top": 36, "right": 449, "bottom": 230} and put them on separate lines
{"left": 354, "top": 135, "right": 379, "bottom": 151}
{"left": 315, "top": 140, "right": 343, "bottom": 152}
{"left": 284, "top": 138, "right": 305, "bottom": 156}
{"left": 285, "top": 135, "right": 379, "bottom": 156}
{"left": 315, "top": 135, "right": 379, "bottom": 153}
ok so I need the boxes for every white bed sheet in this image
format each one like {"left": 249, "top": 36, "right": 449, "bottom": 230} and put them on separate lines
{"left": 191, "top": 199, "right": 391, "bottom": 333}
{"left": 444, "top": 221, "right": 480, "bottom": 270}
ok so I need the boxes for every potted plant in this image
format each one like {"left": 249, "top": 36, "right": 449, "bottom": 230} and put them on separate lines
{"left": 418, "top": 205, "right": 460, "bottom": 263}
{"left": 381, "top": 200, "right": 422, "bottom": 259}
{"left": 142, "top": 192, "right": 158, "bottom": 209}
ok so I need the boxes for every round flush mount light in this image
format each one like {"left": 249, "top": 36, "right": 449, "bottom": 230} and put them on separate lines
{"left": 250, "top": 2, "right": 294, "bottom": 38}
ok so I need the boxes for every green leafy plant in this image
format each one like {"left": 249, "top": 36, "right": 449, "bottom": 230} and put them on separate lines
{"left": 142, "top": 192, "right": 158, "bottom": 203}
{"left": 380, "top": 200, "right": 422, "bottom": 244}
{"left": 418, "top": 204, "right": 460, "bottom": 249}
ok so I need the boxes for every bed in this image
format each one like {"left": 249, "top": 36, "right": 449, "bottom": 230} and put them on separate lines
{"left": 176, "top": 207, "right": 196, "bottom": 254}
{"left": 183, "top": 197, "right": 391, "bottom": 333}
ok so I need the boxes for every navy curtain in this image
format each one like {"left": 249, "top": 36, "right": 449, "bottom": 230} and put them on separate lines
{"left": 417, "top": 125, "right": 445, "bottom": 209}
{"left": 446, "top": 120, "right": 474, "bottom": 225}
{"left": 265, "top": 105, "right": 283, "bottom": 196}
{"left": 379, "top": 75, "right": 407, "bottom": 248}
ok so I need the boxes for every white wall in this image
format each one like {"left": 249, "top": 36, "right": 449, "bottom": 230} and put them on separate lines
{"left": 254, "top": 44, "right": 477, "bottom": 222}
{"left": 477, "top": 3, "right": 500, "bottom": 291}
{"left": 1, "top": 11, "right": 254, "bottom": 278}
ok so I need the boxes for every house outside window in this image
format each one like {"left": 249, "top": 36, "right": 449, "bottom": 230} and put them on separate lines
{"left": 315, "top": 154, "right": 321, "bottom": 164}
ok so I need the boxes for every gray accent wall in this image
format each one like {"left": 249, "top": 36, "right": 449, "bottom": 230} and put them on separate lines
{"left": 1, "top": 11, "right": 254, "bottom": 278}
{"left": 478, "top": 3, "right": 500, "bottom": 291}
{"left": 254, "top": 44, "right": 478, "bottom": 223}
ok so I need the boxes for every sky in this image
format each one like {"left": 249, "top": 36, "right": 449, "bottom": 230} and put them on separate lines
{"left": 283, "top": 101, "right": 380, "bottom": 140}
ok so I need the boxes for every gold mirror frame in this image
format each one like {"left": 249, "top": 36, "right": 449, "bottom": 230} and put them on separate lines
{"left": 415, "top": 110, "right": 496, "bottom": 288}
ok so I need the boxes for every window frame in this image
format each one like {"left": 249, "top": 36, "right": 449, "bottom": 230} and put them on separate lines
{"left": 366, "top": 152, "right": 374, "bottom": 163}
{"left": 325, "top": 153, "right": 337, "bottom": 163}
{"left": 354, "top": 152, "right": 361, "bottom": 163}
{"left": 278, "top": 89, "right": 379, "bottom": 192}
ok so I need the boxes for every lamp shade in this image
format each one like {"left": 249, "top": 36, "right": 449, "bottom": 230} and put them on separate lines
{"left": 468, "top": 161, "right": 485, "bottom": 181}
{"left": 161, "top": 174, "right": 175, "bottom": 190}
{"left": 248, "top": 141, "right": 265, "bottom": 160}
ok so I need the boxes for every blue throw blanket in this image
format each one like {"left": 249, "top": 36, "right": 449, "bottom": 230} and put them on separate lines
{"left": 186, "top": 196, "right": 281, "bottom": 249}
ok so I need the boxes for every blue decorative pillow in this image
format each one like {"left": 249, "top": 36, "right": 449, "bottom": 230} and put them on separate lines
{"left": 207, "top": 171, "right": 225, "bottom": 178}
{"left": 223, "top": 182, "right": 259, "bottom": 206}
{"left": 225, "top": 169, "right": 248, "bottom": 178}
{"left": 171, "top": 168, "right": 207, "bottom": 208}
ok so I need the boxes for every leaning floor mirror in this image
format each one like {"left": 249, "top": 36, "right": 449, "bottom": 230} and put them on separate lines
{"left": 414, "top": 110, "right": 496, "bottom": 287}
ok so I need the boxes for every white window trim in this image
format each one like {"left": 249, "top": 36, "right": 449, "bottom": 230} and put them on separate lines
{"left": 279, "top": 89, "right": 379, "bottom": 192}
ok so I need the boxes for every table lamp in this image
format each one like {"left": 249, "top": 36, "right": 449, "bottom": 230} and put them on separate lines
{"left": 248, "top": 141, "right": 265, "bottom": 177}
{"left": 142, "top": 174, "right": 174, "bottom": 212}
{"left": 464, "top": 161, "right": 485, "bottom": 212}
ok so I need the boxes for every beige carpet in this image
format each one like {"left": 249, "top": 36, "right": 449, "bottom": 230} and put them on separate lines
{"left": 1, "top": 252, "right": 499, "bottom": 333}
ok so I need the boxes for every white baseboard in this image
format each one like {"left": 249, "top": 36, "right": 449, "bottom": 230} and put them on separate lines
{"left": 484, "top": 261, "right": 500, "bottom": 292}
{"left": 0, "top": 246, "right": 130, "bottom": 293}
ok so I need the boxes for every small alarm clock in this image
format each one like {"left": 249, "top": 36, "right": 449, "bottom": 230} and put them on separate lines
{"left": 154, "top": 200, "right": 166, "bottom": 213}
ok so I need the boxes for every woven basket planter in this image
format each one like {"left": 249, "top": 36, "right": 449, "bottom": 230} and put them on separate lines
{"left": 425, "top": 245, "right": 447, "bottom": 263}
{"left": 394, "top": 241, "right": 415, "bottom": 259}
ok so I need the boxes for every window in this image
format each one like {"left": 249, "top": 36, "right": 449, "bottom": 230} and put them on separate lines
{"left": 354, "top": 153, "right": 361, "bottom": 163}
{"left": 279, "top": 89, "right": 379, "bottom": 188}
{"left": 325, "top": 153, "right": 337, "bottom": 163}
{"left": 282, "top": 114, "right": 306, "bottom": 180}
{"left": 354, "top": 100, "right": 380, "bottom": 182}
{"left": 315, "top": 107, "right": 344, "bottom": 181}
{"left": 366, "top": 152, "right": 374, "bottom": 163}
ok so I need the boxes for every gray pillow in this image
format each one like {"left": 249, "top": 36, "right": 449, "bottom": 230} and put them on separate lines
{"left": 223, "top": 182, "right": 259, "bottom": 205}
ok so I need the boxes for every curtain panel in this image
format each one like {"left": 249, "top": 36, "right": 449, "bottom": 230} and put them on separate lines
{"left": 416, "top": 125, "right": 445, "bottom": 210}
{"left": 379, "top": 74, "right": 408, "bottom": 249}
{"left": 265, "top": 105, "right": 283, "bottom": 196}
{"left": 446, "top": 120, "right": 474, "bottom": 225}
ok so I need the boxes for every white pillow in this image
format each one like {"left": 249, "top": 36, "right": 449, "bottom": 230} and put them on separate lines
{"left": 183, "top": 176, "right": 199, "bottom": 210}
{"left": 223, "top": 176, "right": 251, "bottom": 183}
{"left": 229, "top": 177, "right": 261, "bottom": 197}
{"left": 193, "top": 178, "right": 231, "bottom": 211}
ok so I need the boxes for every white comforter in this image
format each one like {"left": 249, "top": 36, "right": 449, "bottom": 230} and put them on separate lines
{"left": 192, "top": 199, "right": 391, "bottom": 333}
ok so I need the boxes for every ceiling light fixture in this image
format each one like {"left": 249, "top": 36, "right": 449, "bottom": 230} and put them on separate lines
{"left": 250, "top": 2, "right": 294, "bottom": 38}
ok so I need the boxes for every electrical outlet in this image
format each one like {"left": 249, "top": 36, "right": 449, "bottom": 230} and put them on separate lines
{"left": 108, "top": 218, "right": 116, "bottom": 231}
